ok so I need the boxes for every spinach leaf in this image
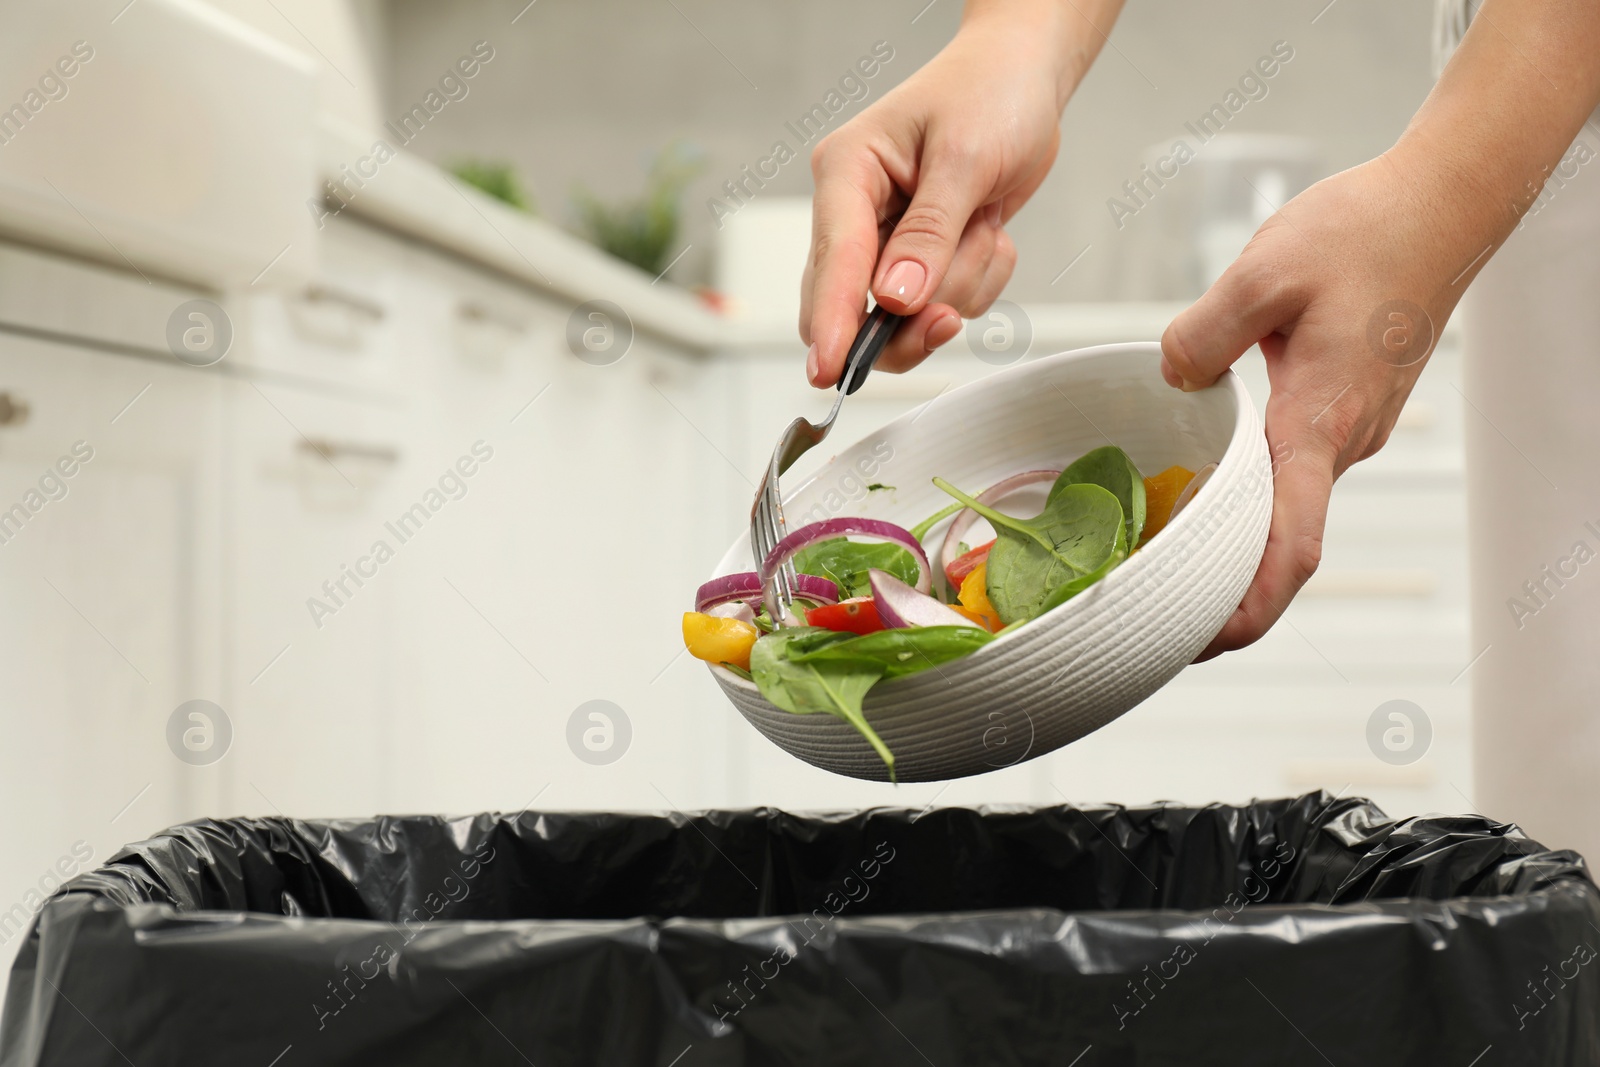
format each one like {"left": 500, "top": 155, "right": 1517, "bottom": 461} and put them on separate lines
{"left": 1054, "top": 446, "right": 1146, "bottom": 550}
{"left": 750, "top": 628, "right": 894, "bottom": 774}
{"left": 933, "top": 476, "right": 1124, "bottom": 624}
{"left": 792, "top": 538, "right": 920, "bottom": 599}
{"left": 787, "top": 625, "right": 993, "bottom": 679}
{"left": 765, "top": 626, "right": 859, "bottom": 658}
{"left": 749, "top": 625, "right": 996, "bottom": 779}
{"left": 1036, "top": 518, "right": 1128, "bottom": 613}
{"left": 909, "top": 500, "right": 964, "bottom": 542}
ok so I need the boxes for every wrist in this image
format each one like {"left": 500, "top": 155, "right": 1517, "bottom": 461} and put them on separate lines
{"left": 1378, "top": 132, "right": 1528, "bottom": 311}
{"left": 959, "top": 0, "right": 1113, "bottom": 111}
{"left": 1385, "top": 3, "right": 1600, "bottom": 294}
{"left": 1386, "top": 131, "right": 1515, "bottom": 262}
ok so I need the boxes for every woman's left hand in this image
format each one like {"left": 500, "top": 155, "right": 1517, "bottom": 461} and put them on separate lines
{"left": 1160, "top": 151, "right": 1486, "bottom": 659}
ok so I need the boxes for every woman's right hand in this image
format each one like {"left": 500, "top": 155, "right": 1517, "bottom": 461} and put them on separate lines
{"left": 801, "top": 0, "right": 1124, "bottom": 387}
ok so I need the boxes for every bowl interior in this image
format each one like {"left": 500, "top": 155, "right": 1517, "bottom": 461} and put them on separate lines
{"left": 713, "top": 343, "right": 1244, "bottom": 579}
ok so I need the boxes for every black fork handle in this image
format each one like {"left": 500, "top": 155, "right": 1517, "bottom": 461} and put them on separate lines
{"left": 837, "top": 306, "right": 904, "bottom": 395}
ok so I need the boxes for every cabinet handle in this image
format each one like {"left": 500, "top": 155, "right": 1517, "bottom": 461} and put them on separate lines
{"left": 0, "top": 392, "right": 29, "bottom": 427}
{"left": 457, "top": 301, "right": 525, "bottom": 333}
{"left": 297, "top": 437, "right": 399, "bottom": 465}
{"left": 301, "top": 284, "right": 386, "bottom": 321}
{"left": 287, "top": 285, "right": 387, "bottom": 350}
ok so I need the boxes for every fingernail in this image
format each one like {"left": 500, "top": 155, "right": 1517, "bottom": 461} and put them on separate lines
{"left": 1159, "top": 358, "right": 1183, "bottom": 388}
{"left": 805, "top": 342, "right": 820, "bottom": 385}
{"left": 925, "top": 314, "right": 961, "bottom": 353}
{"left": 987, "top": 201, "right": 1002, "bottom": 226}
{"left": 876, "top": 261, "right": 926, "bottom": 307}
{"left": 1179, "top": 377, "right": 1208, "bottom": 393}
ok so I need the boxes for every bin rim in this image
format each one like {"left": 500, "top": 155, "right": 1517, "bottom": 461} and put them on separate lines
{"left": 56, "top": 874, "right": 1594, "bottom": 926}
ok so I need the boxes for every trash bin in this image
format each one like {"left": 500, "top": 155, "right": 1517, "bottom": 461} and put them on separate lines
{"left": 2, "top": 791, "right": 1596, "bottom": 1066}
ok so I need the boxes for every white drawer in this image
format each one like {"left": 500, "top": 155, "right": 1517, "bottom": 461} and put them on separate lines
{"left": 236, "top": 219, "right": 408, "bottom": 396}
{"left": 0, "top": 239, "right": 204, "bottom": 357}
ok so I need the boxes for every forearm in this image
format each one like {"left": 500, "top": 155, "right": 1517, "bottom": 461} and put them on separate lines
{"left": 1391, "top": 0, "right": 1600, "bottom": 285}
{"left": 959, "top": 0, "right": 1127, "bottom": 112}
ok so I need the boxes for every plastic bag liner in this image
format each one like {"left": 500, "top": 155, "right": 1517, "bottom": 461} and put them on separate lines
{"left": 3, "top": 792, "right": 1598, "bottom": 1067}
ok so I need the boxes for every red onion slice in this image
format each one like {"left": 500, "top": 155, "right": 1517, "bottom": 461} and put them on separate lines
{"left": 869, "top": 568, "right": 975, "bottom": 629}
{"left": 938, "top": 469, "right": 1061, "bottom": 583}
{"left": 760, "top": 517, "right": 931, "bottom": 594}
{"left": 695, "top": 571, "right": 839, "bottom": 612}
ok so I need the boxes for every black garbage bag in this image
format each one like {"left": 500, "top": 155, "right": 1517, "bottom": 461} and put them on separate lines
{"left": 2, "top": 792, "right": 1597, "bottom": 1066}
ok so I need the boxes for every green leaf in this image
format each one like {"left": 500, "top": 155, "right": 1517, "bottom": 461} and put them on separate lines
{"left": 792, "top": 539, "right": 920, "bottom": 600}
{"left": 750, "top": 628, "right": 894, "bottom": 776}
{"left": 909, "top": 500, "right": 964, "bottom": 542}
{"left": 749, "top": 625, "right": 996, "bottom": 779}
{"left": 1036, "top": 518, "right": 1128, "bottom": 613}
{"left": 933, "top": 476, "right": 1124, "bottom": 625}
{"left": 786, "top": 625, "right": 993, "bottom": 679}
{"left": 1054, "top": 446, "right": 1146, "bottom": 550}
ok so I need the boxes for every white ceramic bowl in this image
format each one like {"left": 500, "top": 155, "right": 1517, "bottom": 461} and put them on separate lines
{"left": 708, "top": 342, "right": 1273, "bottom": 782}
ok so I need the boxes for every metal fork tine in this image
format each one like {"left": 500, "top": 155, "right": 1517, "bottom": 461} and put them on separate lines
{"left": 775, "top": 523, "right": 794, "bottom": 607}
{"left": 763, "top": 482, "right": 792, "bottom": 609}
{"left": 755, "top": 498, "right": 773, "bottom": 568}
{"left": 753, "top": 473, "right": 791, "bottom": 616}
{"left": 750, "top": 306, "right": 903, "bottom": 627}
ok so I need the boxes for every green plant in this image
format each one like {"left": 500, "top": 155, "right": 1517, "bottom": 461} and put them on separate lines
{"left": 449, "top": 160, "right": 535, "bottom": 213}
{"left": 572, "top": 141, "right": 703, "bottom": 275}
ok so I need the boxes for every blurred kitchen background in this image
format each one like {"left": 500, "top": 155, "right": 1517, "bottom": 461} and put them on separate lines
{"left": 0, "top": 0, "right": 1463, "bottom": 984}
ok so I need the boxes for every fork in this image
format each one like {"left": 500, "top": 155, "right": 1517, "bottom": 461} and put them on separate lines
{"left": 752, "top": 305, "right": 904, "bottom": 624}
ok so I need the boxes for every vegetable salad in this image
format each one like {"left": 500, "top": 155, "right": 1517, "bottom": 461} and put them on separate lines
{"left": 684, "top": 446, "right": 1201, "bottom": 777}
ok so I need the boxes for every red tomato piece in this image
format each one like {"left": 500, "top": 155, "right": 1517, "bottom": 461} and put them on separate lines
{"left": 944, "top": 539, "right": 995, "bottom": 591}
{"left": 804, "top": 597, "right": 886, "bottom": 635}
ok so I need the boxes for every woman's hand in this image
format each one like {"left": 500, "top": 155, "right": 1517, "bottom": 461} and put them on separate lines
{"left": 801, "top": 0, "right": 1125, "bottom": 387}
{"left": 1161, "top": 152, "right": 1482, "bottom": 658}
{"left": 1168, "top": 0, "right": 1600, "bottom": 659}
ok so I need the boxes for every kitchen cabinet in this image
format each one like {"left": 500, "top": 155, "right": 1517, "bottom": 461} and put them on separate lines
{"left": 361, "top": 230, "right": 741, "bottom": 814}
{"left": 185, "top": 215, "right": 749, "bottom": 820}
{"left": 218, "top": 374, "right": 413, "bottom": 819}
{"left": 0, "top": 328, "right": 226, "bottom": 980}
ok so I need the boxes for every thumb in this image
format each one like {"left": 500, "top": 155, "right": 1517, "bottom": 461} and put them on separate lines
{"left": 871, "top": 142, "right": 993, "bottom": 315}
{"left": 1162, "top": 263, "right": 1304, "bottom": 391}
